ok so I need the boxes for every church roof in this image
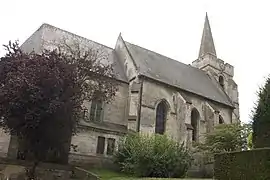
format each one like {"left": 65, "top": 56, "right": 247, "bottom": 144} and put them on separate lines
{"left": 20, "top": 23, "right": 128, "bottom": 83}
{"left": 124, "top": 41, "right": 233, "bottom": 107}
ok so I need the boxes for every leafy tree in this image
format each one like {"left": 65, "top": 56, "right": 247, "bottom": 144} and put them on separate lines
{"left": 194, "top": 123, "right": 251, "bottom": 154}
{"left": 0, "top": 41, "right": 119, "bottom": 178}
{"left": 252, "top": 76, "right": 270, "bottom": 148}
{"left": 114, "top": 133, "right": 192, "bottom": 178}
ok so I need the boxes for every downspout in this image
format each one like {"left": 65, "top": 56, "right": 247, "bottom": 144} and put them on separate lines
{"left": 136, "top": 77, "right": 144, "bottom": 132}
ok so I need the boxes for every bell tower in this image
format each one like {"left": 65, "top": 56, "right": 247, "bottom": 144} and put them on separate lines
{"left": 192, "top": 13, "right": 240, "bottom": 122}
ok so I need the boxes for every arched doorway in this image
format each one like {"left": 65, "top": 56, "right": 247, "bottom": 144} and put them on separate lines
{"left": 155, "top": 100, "right": 168, "bottom": 134}
{"left": 191, "top": 108, "right": 200, "bottom": 142}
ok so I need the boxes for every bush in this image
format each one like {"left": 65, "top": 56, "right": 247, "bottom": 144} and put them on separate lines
{"left": 194, "top": 123, "right": 251, "bottom": 154}
{"left": 214, "top": 148, "right": 270, "bottom": 180}
{"left": 114, "top": 133, "right": 192, "bottom": 178}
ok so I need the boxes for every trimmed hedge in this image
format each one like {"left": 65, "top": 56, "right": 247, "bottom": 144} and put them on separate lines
{"left": 214, "top": 148, "right": 270, "bottom": 180}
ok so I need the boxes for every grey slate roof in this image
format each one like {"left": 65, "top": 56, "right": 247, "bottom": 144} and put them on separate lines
{"left": 21, "top": 23, "right": 128, "bottom": 83}
{"left": 124, "top": 41, "right": 233, "bottom": 107}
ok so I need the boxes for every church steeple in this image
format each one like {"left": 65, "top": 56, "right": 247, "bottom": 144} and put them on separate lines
{"left": 198, "top": 13, "right": 216, "bottom": 58}
{"left": 192, "top": 13, "right": 239, "bottom": 123}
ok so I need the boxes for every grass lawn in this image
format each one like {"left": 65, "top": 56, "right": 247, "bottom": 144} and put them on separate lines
{"left": 89, "top": 168, "right": 212, "bottom": 180}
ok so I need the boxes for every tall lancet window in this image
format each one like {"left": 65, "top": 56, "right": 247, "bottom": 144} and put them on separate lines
{"left": 90, "top": 100, "right": 103, "bottom": 122}
{"left": 155, "top": 101, "right": 168, "bottom": 134}
{"left": 191, "top": 108, "right": 200, "bottom": 142}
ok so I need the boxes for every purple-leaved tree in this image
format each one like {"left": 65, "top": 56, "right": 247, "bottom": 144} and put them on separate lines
{"left": 0, "top": 40, "right": 119, "bottom": 179}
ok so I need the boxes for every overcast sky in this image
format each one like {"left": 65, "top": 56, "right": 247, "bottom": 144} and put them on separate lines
{"left": 0, "top": 0, "right": 269, "bottom": 123}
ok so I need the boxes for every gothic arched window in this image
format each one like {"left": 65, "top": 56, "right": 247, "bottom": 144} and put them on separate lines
{"left": 191, "top": 108, "right": 200, "bottom": 142}
{"left": 90, "top": 100, "right": 103, "bottom": 122}
{"left": 155, "top": 101, "right": 168, "bottom": 134}
{"left": 219, "top": 115, "right": 224, "bottom": 124}
{"left": 219, "top": 76, "right": 225, "bottom": 89}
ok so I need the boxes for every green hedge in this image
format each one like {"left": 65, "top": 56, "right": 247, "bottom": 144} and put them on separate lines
{"left": 214, "top": 148, "right": 270, "bottom": 180}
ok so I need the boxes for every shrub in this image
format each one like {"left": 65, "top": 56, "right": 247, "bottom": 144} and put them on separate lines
{"left": 194, "top": 123, "right": 251, "bottom": 154}
{"left": 114, "top": 133, "right": 192, "bottom": 178}
{"left": 214, "top": 148, "right": 270, "bottom": 180}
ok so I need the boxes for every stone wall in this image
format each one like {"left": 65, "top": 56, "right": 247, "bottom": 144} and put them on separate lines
{"left": 80, "top": 83, "right": 129, "bottom": 126}
{"left": 69, "top": 128, "right": 123, "bottom": 164}
{"left": 103, "top": 83, "right": 129, "bottom": 126}
{"left": 139, "top": 78, "right": 233, "bottom": 144}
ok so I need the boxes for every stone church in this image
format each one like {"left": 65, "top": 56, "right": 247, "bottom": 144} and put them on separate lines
{"left": 0, "top": 14, "right": 239, "bottom": 164}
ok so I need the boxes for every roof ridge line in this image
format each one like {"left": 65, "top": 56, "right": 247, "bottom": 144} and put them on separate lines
{"left": 124, "top": 41, "right": 214, "bottom": 74}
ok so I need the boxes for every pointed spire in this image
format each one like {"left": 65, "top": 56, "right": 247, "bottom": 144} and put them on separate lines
{"left": 198, "top": 12, "right": 216, "bottom": 57}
